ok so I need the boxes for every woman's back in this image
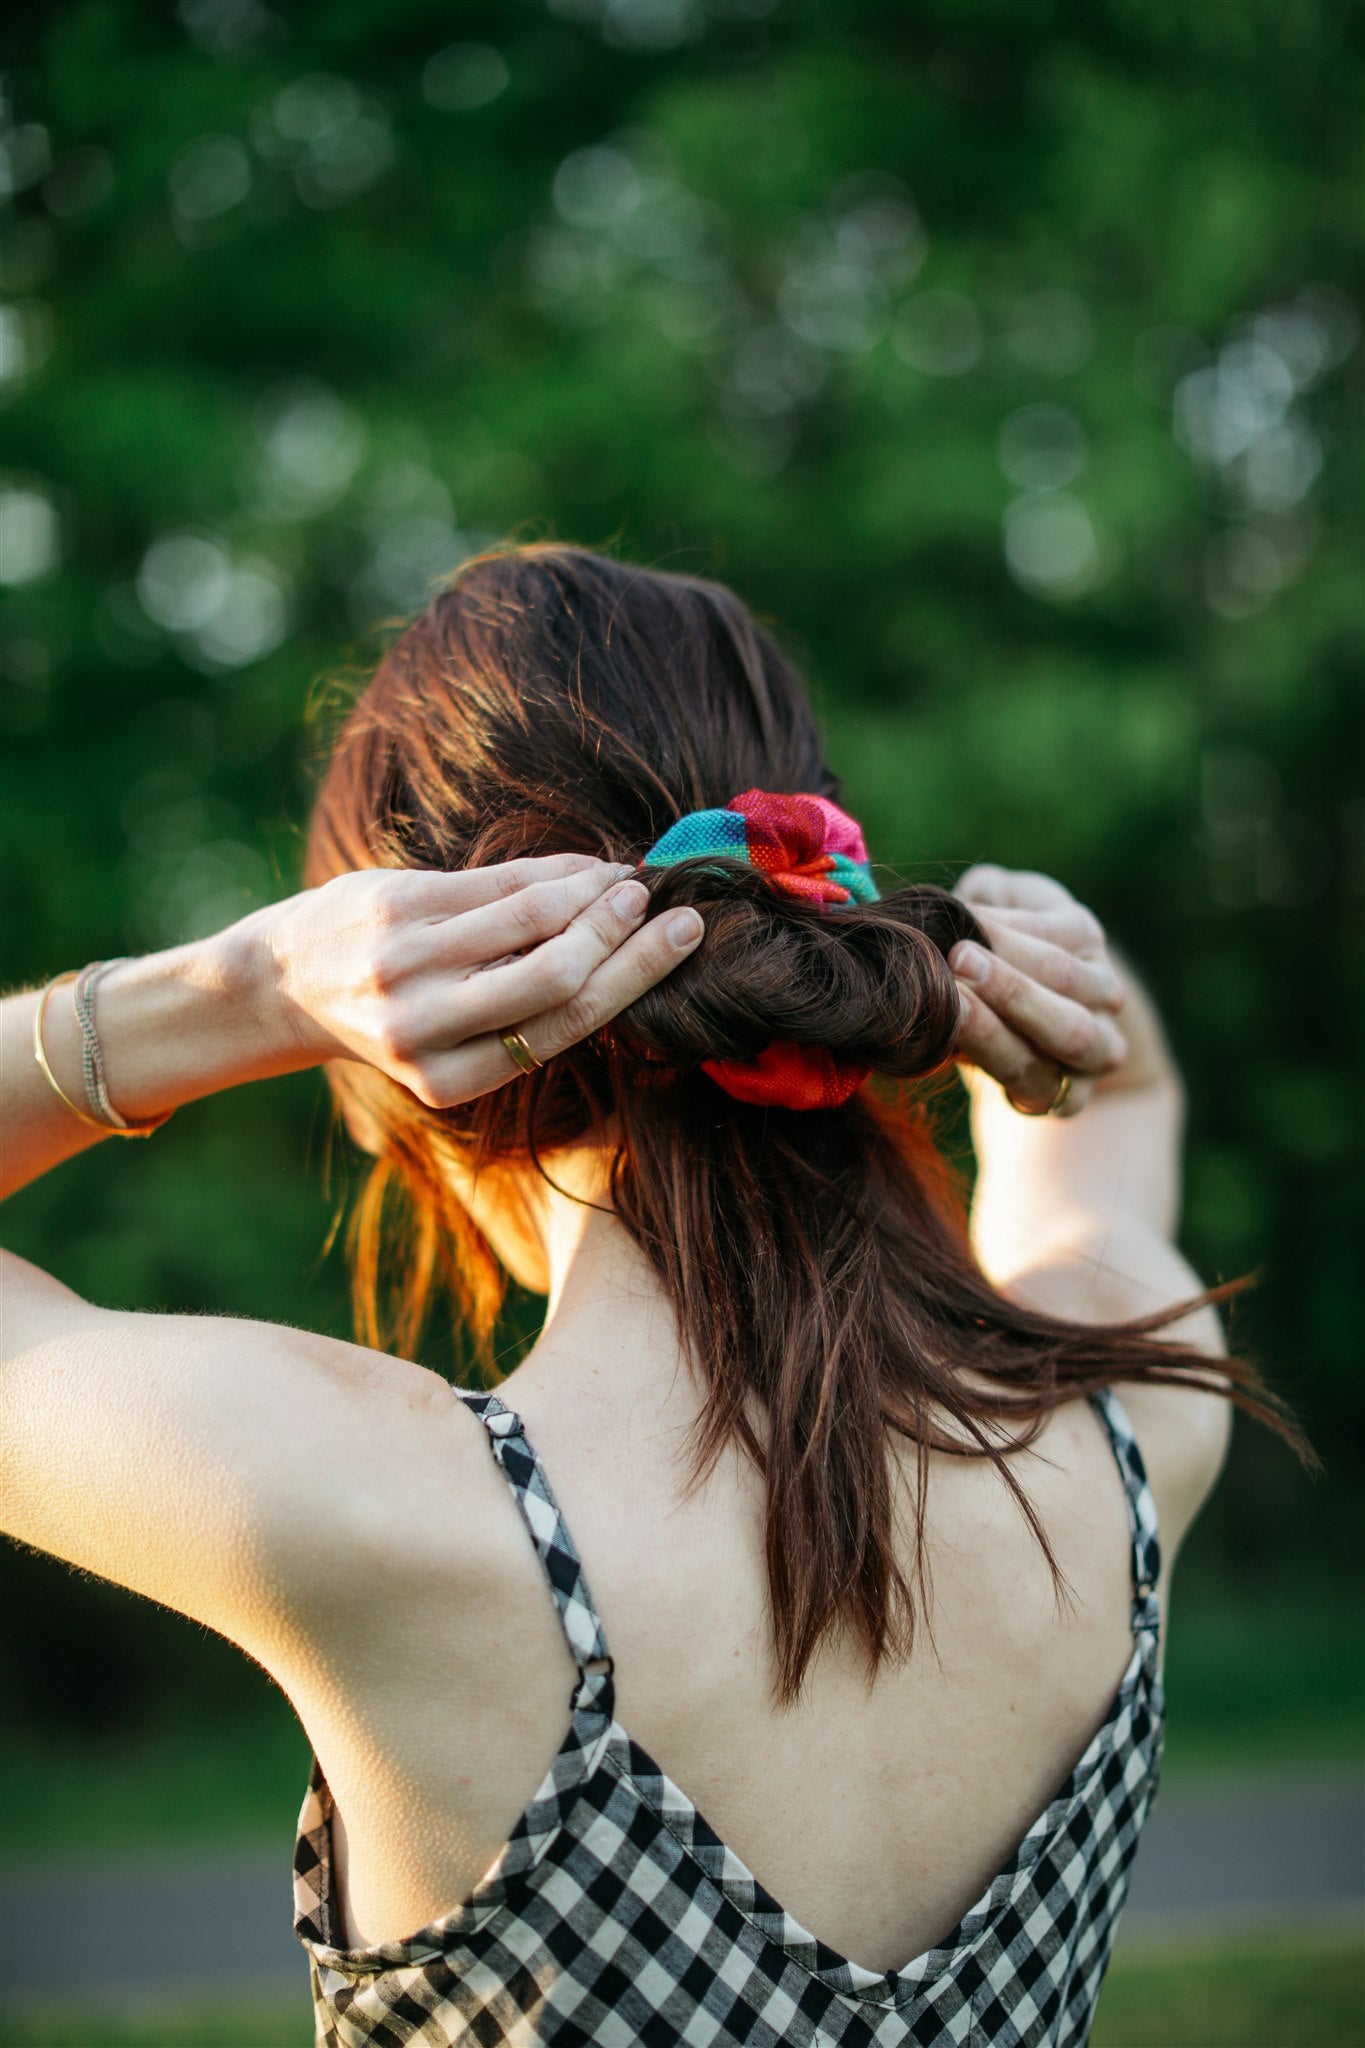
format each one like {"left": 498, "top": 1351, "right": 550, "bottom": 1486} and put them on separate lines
{"left": 287, "top": 1207, "right": 1185, "bottom": 2044}
{"left": 404, "top": 1367, "right": 1142, "bottom": 1966}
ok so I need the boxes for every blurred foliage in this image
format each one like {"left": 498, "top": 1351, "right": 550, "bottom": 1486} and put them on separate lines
{"left": 0, "top": 1996, "right": 313, "bottom": 2047}
{"left": 1092, "top": 1929, "right": 1365, "bottom": 2048}
{"left": 0, "top": 0, "right": 1361, "bottom": 1734}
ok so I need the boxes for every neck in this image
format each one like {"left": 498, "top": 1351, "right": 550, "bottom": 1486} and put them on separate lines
{"left": 522, "top": 1170, "right": 684, "bottom": 1398}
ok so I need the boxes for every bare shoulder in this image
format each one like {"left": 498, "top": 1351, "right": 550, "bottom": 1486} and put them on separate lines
{"left": 0, "top": 1258, "right": 505, "bottom": 1688}
{"left": 267, "top": 1352, "right": 508, "bottom": 1629}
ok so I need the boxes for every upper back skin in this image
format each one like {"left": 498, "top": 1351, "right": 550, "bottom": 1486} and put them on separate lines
{"left": 280, "top": 1320, "right": 1226, "bottom": 1971}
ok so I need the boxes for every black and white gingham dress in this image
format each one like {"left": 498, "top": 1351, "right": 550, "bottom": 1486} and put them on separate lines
{"left": 293, "top": 1385, "right": 1164, "bottom": 2046}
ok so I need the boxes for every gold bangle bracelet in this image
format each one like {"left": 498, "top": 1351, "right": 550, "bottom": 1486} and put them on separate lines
{"left": 32, "top": 969, "right": 173, "bottom": 1138}
{"left": 32, "top": 973, "right": 109, "bottom": 1131}
{"left": 70, "top": 958, "right": 173, "bottom": 1136}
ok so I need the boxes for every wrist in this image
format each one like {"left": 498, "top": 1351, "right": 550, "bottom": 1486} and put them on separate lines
{"left": 211, "top": 902, "right": 328, "bottom": 1071}
{"left": 83, "top": 924, "right": 319, "bottom": 1124}
{"left": 1091, "top": 955, "right": 1182, "bottom": 1099}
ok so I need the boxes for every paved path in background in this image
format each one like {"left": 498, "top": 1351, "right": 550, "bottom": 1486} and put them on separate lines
{"left": 1, "top": 1773, "right": 1360, "bottom": 2006}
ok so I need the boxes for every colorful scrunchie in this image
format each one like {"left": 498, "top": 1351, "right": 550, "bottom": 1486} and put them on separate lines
{"left": 640, "top": 788, "right": 880, "bottom": 1111}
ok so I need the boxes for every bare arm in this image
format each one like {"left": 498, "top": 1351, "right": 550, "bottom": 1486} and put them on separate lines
{"left": 1, "top": 933, "right": 318, "bottom": 1202}
{"left": 964, "top": 955, "right": 1212, "bottom": 1339}
{"left": 950, "top": 866, "right": 1232, "bottom": 1559}
{"left": 0, "top": 858, "right": 701, "bottom": 1661}
{"left": 2, "top": 857, "right": 690, "bottom": 1203}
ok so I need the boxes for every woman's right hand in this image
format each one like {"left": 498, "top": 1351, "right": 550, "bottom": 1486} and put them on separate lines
{"left": 949, "top": 864, "right": 1134, "bottom": 1117}
{"left": 254, "top": 855, "right": 704, "bottom": 1108}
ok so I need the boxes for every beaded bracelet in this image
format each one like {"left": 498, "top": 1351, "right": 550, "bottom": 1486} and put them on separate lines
{"left": 33, "top": 964, "right": 174, "bottom": 1138}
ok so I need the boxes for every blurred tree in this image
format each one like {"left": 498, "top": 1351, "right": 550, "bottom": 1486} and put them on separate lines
{"left": 1, "top": 0, "right": 1360, "bottom": 1729}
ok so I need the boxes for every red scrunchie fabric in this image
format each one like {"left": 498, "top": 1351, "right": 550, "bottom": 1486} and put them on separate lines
{"left": 726, "top": 788, "right": 874, "bottom": 907}
{"left": 701, "top": 1039, "right": 870, "bottom": 1112}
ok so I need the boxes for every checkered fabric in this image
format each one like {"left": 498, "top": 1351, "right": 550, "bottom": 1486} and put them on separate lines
{"left": 294, "top": 1386, "right": 1164, "bottom": 2046}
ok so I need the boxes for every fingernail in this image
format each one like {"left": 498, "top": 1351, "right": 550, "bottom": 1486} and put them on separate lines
{"left": 611, "top": 862, "right": 638, "bottom": 879}
{"left": 954, "top": 943, "right": 989, "bottom": 983}
{"left": 607, "top": 880, "right": 648, "bottom": 921}
{"left": 667, "top": 910, "right": 703, "bottom": 949}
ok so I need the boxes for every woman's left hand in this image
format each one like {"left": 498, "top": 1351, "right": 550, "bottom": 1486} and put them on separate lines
{"left": 948, "top": 864, "right": 1129, "bottom": 1117}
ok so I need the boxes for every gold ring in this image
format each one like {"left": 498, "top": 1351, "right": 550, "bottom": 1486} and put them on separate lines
{"left": 1010, "top": 1070, "right": 1074, "bottom": 1117}
{"left": 500, "top": 1027, "right": 543, "bottom": 1076}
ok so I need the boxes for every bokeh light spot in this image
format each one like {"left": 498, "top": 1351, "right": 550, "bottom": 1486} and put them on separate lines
{"left": 0, "top": 301, "right": 54, "bottom": 390}
{"left": 891, "top": 290, "right": 983, "bottom": 376}
{"left": 553, "top": 146, "right": 643, "bottom": 230}
{"left": 170, "top": 135, "right": 252, "bottom": 224}
{"left": 422, "top": 44, "right": 511, "bottom": 112}
{"left": 1002, "top": 492, "right": 1101, "bottom": 599}
{"left": 997, "top": 403, "right": 1088, "bottom": 491}
{"left": 0, "top": 481, "right": 61, "bottom": 585}
{"left": 137, "top": 532, "right": 233, "bottom": 633}
{"left": 253, "top": 382, "right": 366, "bottom": 520}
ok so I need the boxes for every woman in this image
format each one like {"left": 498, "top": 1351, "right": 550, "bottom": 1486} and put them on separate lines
{"left": 2, "top": 545, "right": 1305, "bottom": 2046}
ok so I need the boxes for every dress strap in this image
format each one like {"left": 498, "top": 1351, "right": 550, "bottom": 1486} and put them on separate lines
{"left": 1089, "top": 1387, "right": 1162, "bottom": 1645}
{"left": 455, "top": 1388, "right": 615, "bottom": 1716}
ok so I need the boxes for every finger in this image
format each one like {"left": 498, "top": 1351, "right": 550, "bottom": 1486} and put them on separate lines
{"left": 955, "top": 864, "right": 1078, "bottom": 914}
{"left": 956, "top": 987, "right": 1096, "bottom": 1116}
{"left": 535, "top": 904, "right": 705, "bottom": 1056}
{"left": 425, "top": 864, "right": 640, "bottom": 970}
{"left": 447, "top": 878, "right": 657, "bottom": 1038}
{"left": 373, "top": 854, "right": 630, "bottom": 926}
{"left": 414, "top": 905, "right": 706, "bottom": 1103}
{"left": 1048, "top": 1072, "right": 1095, "bottom": 1118}
{"left": 969, "top": 913, "right": 1124, "bottom": 1011}
{"left": 968, "top": 901, "right": 1110, "bottom": 962}
{"left": 951, "top": 942, "right": 1127, "bottom": 1076}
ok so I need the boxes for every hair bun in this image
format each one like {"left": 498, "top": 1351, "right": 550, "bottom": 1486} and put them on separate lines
{"left": 615, "top": 861, "right": 985, "bottom": 1088}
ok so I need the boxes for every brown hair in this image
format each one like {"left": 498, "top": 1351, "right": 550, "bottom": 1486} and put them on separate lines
{"left": 305, "top": 543, "right": 1308, "bottom": 1706}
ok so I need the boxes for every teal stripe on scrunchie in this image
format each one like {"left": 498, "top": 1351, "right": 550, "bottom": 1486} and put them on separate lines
{"left": 641, "top": 808, "right": 750, "bottom": 872}
{"left": 641, "top": 790, "right": 880, "bottom": 909}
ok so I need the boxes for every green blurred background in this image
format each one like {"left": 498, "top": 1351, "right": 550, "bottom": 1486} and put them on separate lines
{"left": 1, "top": 0, "right": 1361, "bottom": 2040}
